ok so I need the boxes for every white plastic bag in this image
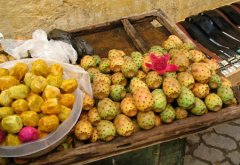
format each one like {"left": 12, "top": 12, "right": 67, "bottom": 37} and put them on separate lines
{"left": 0, "top": 29, "right": 78, "bottom": 64}
{"left": 0, "top": 58, "right": 92, "bottom": 97}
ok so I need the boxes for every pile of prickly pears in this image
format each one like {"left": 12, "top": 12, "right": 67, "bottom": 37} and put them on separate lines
{"left": 74, "top": 35, "right": 237, "bottom": 143}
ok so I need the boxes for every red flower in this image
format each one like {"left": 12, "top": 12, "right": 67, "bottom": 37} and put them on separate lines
{"left": 146, "top": 53, "right": 178, "bottom": 75}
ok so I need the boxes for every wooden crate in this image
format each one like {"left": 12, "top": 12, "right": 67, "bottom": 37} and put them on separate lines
{"left": 26, "top": 9, "right": 240, "bottom": 165}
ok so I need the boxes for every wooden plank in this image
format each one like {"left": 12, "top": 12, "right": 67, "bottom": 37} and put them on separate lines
{"left": 30, "top": 101, "right": 240, "bottom": 165}
{"left": 70, "top": 11, "right": 158, "bottom": 36}
{"left": 121, "top": 19, "right": 148, "bottom": 53}
{"left": 155, "top": 9, "right": 195, "bottom": 45}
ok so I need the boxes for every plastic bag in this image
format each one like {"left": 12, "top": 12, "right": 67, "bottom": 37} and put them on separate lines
{"left": 0, "top": 58, "right": 92, "bottom": 97}
{"left": 0, "top": 29, "right": 78, "bottom": 64}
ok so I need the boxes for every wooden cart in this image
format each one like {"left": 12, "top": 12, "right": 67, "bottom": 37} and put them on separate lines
{"left": 26, "top": 9, "right": 240, "bottom": 165}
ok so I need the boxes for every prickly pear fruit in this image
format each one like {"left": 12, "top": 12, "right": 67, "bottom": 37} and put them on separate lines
{"left": 149, "top": 45, "right": 167, "bottom": 55}
{"left": 99, "top": 58, "right": 111, "bottom": 73}
{"left": 163, "top": 77, "right": 181, "bottom": 99}
{"left": 131, "top": 51, "right": 143, "bottom": 69}
{"left": 189, "top": 50, "right": 205, "bottom": 62}
{"left": 155, "top": 115, "right": 162, "bottom": 126}
{"left": 192, "top": 83, "right": 210, "bottom": 99}
{"left": 110, "top": 85, "right": 126, "bottom": 101}
{"left": 114, "top": 114, "right": 134, "bottom": 136}
{"left": 18, "top": 126, "right": 39, "bottom": 142}
{"left": 93, "top": 73, "right": 111, "bottom": 85}
{"left": 152, "top": 89, "right": 167, "bottom": 113}
{"left": 133, "top": 87, "right": 153, "bottom": 112}
{"left": 179, "top": 43, "right": 194, "bottom": 50}
{"left": 110, "top": 56, "right": 124, "bottom": 72}
{"left": 121, "top": 97, "right": 138, "bottom": 117}
{"left": 97, "top": 120, "right": 116, "bottom": 142}
{"left": 217, "top": 86, "right": 234, "bottom": 105}
{"left": 93, "top": 81, "right": 110, "bottom": 99}
{"left": 92, "top": 55, "right": 101, "bottom": 66}
{"left": 190, "top": 98, "right": 207, "bottom": 115}
{"left": 121, "top": 60, "right": 138, "bottom": 78}
{"left": 87, "top": 68, "right": 100, "bottom": 82}
{"left": 163, "top": 72, "right": 177, "bottom": 79}
{"left": 168, "top": 35, "right": 183, "bottom": 47}
{"left": 136, "top": 70, "right": 147, "bottom": 81}
{"left": 142, "top": 55, "right": 151, "bottom": 73}
{"left": 88, "top": 108, "right": 101, "bottom": 126}
{"left": 205, "top": 93, "right": 223, "bottom": 111}
{"left": 131, "top": 119, "right": 140, "bottom": 133}
{"left": 137, "top": 111, "right": 155, "bottom": 130}
{"left": 162, "top": 39, "right": 176, "bottom": 50}
{"left": 209, "top": 74, "right": 222, "bottom": 89}
{"left": 191, "top": 63, "right": 211, "bottom": 83}
{"left": 80, "top": 55, "right": 96, "bottom": 70}
{"left": 97, "top": 98, "right": 117, "bottom": 120}
{"left": 177, "top": 86, "right": 195, "bottom": 109}
{"left": 146, "top": 71, "right": 163, "bottom": 89}
{"left": 108, "top": 49, "right": 125, "bottom": 60}
{"left": 114, "top": 102, "right": 122, "bottom": 115}
{"left": 171, "top": 54, "right": 189, "bottom": 71}
{"left": 111, "top": 72, "right": 127, "bottom": 87}
{"left": 130, "top": 77, "right": 148, "bottom": 94}
{"left": 74, "top": 120, "right": 93, "bottom": 141}
{"left": 79, "top": 111, "right": 89, "bottom": 121}
{"left": 160, "top": 105, "right": 176, "bottom": 123}
{"left": 123, "top": 55, "right": 133, "bottom": 62}
{"left": 177, "top": 72, "right": 195, "bottom": 89}
{"left": 175, "top": 107, "right": 188, "bottom": 119}
{"left": 90, "top": 127, "right": 98, "bottom": 143}
{"left": 82, "top": 93, "right": 95, "bottom": 111}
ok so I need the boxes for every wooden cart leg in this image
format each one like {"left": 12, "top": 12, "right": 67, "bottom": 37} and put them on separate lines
{"left": 159, "top": 139, "right": 186, "bottom": 165}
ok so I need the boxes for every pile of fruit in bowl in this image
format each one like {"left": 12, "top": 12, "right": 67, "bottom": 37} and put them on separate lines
{"left": 0, "top": 59, "right": 78, "bottom": 146}
{"left": 74, "top": 35, "right": 237, "bottom": 143}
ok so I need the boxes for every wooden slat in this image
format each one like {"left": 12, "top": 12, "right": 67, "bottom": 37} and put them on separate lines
{"left": 30, "top": 103, "right": 240, "bottom": 165}
{"left": 70, "top": 11, "right": 158, "bottom": 37}
{"left": 155, "top": 9, "right": 195, "bottom": 45}
{"left": 121, "top": 19, "right": 148, "bottom": 53}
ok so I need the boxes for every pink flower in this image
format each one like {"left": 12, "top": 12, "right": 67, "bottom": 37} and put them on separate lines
{"left": 146, "top": 53, "right": 178, "bottom": 75}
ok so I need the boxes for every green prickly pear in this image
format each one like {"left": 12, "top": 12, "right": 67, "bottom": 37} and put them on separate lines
{"left": 97, "top": 98, "right": 117, "bottom": 120}
{"left": 121, "top": 60, "right": 138, "bottom": 78}
{"left": 160, "top": 105, "right": 176, "bottom": 123}
{"left": 110, "top": 85, "right": 126, "bottom": 101}
{"left": 190, "top": 98, "right": 207, "bottom": 115}
{"left": 99, "top": 58, "right": 111, "bottom": 73}
{"left": 97, "top": 120, "right": 116, "bottom": 142}
{"left": 152, "top": 89, "right": 167, "bottom": 113}
{"left": 131, "top": 51, "right": 143, "bottom": 69}
{"left": 217, "top": 86, "right": 234, "bottom": 105}
{"left": 209, "top": 74, "right": 222, "bottom": 89}
{"left": 137, "top": 111, "right": 155, "bottom": 130}
{"left": 205, "top": 93, "right": 222, "bottom": 111}
{"left": 177, "top": 86, "right": 195, "bottom": 109}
